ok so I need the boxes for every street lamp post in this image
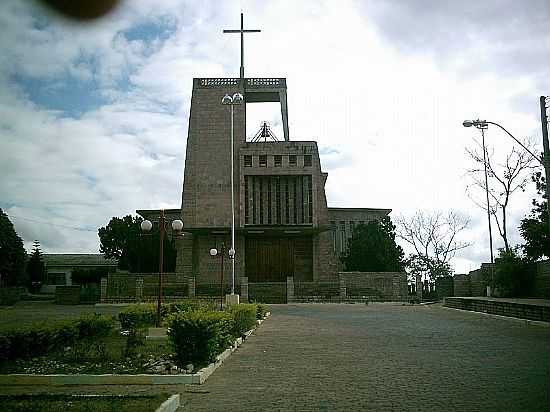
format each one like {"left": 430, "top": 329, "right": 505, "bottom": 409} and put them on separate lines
{"left": 221, "top": 92, "right": 244, "bottom": 302}
{"left": 209, "top": 243, "right": 226, "bottom": 310}
{"left": 463, "top": 118, "right": 550, "bottom": 236}
{"left": 462, "top": 120, "right": 495, "bottom": 266}
{"left": 141, "top": 210, "right": 183, "bottom": 326}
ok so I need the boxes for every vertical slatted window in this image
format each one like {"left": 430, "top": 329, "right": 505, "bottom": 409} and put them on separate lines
{"left": 300, "top": 176, "right": 307, "bottom": 223}
{"left": 268, "top": 177, "right": 272, "bottom": 224}
{"left": 330, "top": 221, "right": 336, "bottom": 251}
{"left": 285, "top": 178, "right": 290, "bottom": 224}
{"left": 292, "top": 176, "right": 298, "bottom": 225}
{"left": 340, "top": 221, "right": 346, "bottom": 253}
{"left": 276, "top": 177, "right": 281, "bottom": 224}
{"left": 259, "top": 178, "right": 264, "bottom": 224}
{"left": 244, "top": 177, "right": 249, "bottom": 224}
{"left": 307, "top": 175, "right": 313, "bottom": 224}
{"left": 252, "top": 177, "right": 256, "bottom": 224}
{"left": 244, "top": 175, "right": 315, "bottom": 226}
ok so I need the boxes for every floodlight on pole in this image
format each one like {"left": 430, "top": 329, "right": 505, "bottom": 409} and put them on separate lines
{"left": 464, "top": 117, "right": 550, "bottom": 238}
{"left": 462, "top": 119, "right": 495, "bottom": 269}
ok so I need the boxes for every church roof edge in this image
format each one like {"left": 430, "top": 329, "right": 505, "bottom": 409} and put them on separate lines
{"left": 193, "top": 77, "right": 286, "bottom": 89}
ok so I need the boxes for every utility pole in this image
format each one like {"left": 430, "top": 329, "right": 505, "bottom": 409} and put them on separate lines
{"left": 540, "top": 96, "right": 550, "bottom": 235}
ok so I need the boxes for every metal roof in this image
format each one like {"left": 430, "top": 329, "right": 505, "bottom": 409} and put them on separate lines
{"left": 42, "top": 254, "right": 118, "bottom": 267}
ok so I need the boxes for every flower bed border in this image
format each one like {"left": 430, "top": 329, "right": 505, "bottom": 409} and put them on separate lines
{"left": 0, "top": 312, "right": 270, "bottom": 386}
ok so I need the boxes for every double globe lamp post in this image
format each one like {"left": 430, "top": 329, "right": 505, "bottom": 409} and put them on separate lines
{"left": 221, "top": 92, "right": 243, "bottom": 305}
{"left": 141, "top": 210, "right": 183, "bottom": 326}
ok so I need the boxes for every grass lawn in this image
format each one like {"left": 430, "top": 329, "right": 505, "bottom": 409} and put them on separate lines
{"left": 0, "top": 301, "right": 127, "bottom": 331}
{"left": 0, "top": 301, "right": 183, "bottom": 375}
{"left": 0, "top": 394, "right": 170, "bottom": 412}
{"left": 0, "top": 330, "right": 177, "bottom": 375}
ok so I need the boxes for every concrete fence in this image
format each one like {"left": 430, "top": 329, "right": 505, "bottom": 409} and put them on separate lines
{"left": 101, "top": 273, "right": 193, "bottom": 303}
{"left": 100, "top": 271, "right": 410, "bottom": 304}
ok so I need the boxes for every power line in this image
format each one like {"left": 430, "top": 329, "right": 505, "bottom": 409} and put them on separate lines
{"left": 7, "top": 214, "right": 96, "bottom": 232}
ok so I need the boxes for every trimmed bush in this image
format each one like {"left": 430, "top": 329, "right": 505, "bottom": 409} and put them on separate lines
{"left": 161, "top": 300, "right": 215, "bottom": 318}
{"left": 167, "top": 310, "right": 234, "bottom": 367}
{"left": 119, "top": 301, "right": 217, "bottom": 330}
{"left": 256, "top": 303, "right": 268, "bottom": 320}
{"left": 118, "top": 304, "right": 157, "bottom": 330}
{"left": 227, "top": 304, "right": 257, "bottom": 337}
{"left": 76, "top": 313, "right": 114, "bottom": 339}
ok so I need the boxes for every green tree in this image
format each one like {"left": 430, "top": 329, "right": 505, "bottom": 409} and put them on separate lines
{"left": 0, "top": 209, "right": 27, "bottom": 286}
{"left": 98, "top": 215, "right": 176, "bottom": 273}
{"left": 520, "top": 170, "right": 549, "bottom": 260}
{"left": 341, "top": 217, "right": 404, "bottom": 272}
{"left": 26, "top": 240, "right": 45, "bottom": 290}
{"left": 493, "top": 247, "right": 535, "bottom": 297}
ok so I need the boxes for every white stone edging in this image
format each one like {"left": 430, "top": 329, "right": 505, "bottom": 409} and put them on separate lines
{"left": 155, "top": 394, "right": 180, "bottom": 412}
{"left": 0, "top": 312, "right": 271, "bottom": 386}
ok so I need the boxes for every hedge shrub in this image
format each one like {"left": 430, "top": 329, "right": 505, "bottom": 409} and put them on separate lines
{"left": 227, "top": 304, "right": 257, "bottom": 337}
{"left": 119, "top": 301, "right": 217, "bottom": 330}
{"left": 76, "top": 313, "right": 114, "bottom": 339}
{"left": 167, "top": 310, "right": 234, "bottom": 367}
{"left": 256, "top": 303, "right": 268, "bottom": 320}
{"left": 118, "top": 304, "right": 157, "bottom": 330}
{"left": 161, "top": 300, "right": 215, "bottom": 318}
{"left": 0, "top": 314, "right": 114, "bottom": 361}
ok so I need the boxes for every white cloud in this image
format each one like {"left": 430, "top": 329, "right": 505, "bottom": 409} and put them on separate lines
{"left": 0, "top": 0, "right": 546, "bottom": 272}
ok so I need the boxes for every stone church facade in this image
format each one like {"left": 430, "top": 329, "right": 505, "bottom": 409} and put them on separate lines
{"left": 139, "top": 77, "right": 390, "bottom": 288}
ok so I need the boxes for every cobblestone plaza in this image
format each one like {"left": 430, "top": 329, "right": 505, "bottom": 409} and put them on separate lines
{"left": 182, "top": 304, "right": 550, "bottom": 411}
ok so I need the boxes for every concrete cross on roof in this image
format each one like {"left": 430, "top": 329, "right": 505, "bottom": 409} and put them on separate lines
{"left": 223, "top": 12, "right": 261, "bottom": 79}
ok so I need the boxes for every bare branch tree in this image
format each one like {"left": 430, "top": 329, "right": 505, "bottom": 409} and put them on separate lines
{"left": 395, "top": 211, "right": 471, "bottom": 280}
{"left": 466, "top": 137, "right": 538, "bottom": 252}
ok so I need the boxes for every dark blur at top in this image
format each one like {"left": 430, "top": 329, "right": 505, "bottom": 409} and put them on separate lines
{"left": 36, "top": 0, "right": 121, "bottom": 21}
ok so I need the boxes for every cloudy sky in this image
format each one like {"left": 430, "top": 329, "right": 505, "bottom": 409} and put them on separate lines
{"left": 1, "top": 0, "right": 548, "bottom": 273}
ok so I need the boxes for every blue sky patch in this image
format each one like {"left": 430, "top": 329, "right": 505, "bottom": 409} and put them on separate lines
{"left": 13, "top": 73, "right": 107, "bottom": 118}
{"left": 123, "top": 16, "right": 177, "bottom": 44}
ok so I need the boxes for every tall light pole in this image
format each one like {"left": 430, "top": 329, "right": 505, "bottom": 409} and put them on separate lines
{"left": 141, "top": 210, "right": 183, "bottom": 326}
{"left": 464, "top": 118, "right": 550, "bottom": 236}
{"left": 539, "top": 96, "right": 550, "bottom": 235}
{"left": 221, "top": 92, "right": 243, "bottom": 299}
{"left": 463, "top": 120, "right": 495, "bottom": 266}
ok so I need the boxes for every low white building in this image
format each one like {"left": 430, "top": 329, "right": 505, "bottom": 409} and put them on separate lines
{"left": 41, "top": 254, "right": 117, "bottom": 293}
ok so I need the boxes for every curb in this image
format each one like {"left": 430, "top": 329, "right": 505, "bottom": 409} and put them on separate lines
{"left": 0, "top": 312, "right": 270, "bottom": 386}
{"left": 442, "top": 306, "right": 550, "bottom": 327}
{"left": 155, "top": 394, "right": 180, "bottom": 412}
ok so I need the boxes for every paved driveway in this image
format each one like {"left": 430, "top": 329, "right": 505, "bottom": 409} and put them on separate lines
{"left": 181, "top": 303, "right": 550, "bottom": 411}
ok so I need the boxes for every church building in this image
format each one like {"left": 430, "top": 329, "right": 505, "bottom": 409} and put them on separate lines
{"left": 138, "top": 15, "right": 390, "bottom": 290}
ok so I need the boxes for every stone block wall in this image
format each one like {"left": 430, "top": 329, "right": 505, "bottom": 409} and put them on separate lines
{"left": 339, "top": 272, "right": 407, "bottom": 301}
{"left": 453, "top": 274, "right": 471, "bottom": 297}
{"left": 444, "top": 297, "right": 550, "bottom": 322}
{"left": 436, "top": 276, "right": 454, "bottom": 299}
{"left": 106, "top": 273, "right": 188, "bottom": 302}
